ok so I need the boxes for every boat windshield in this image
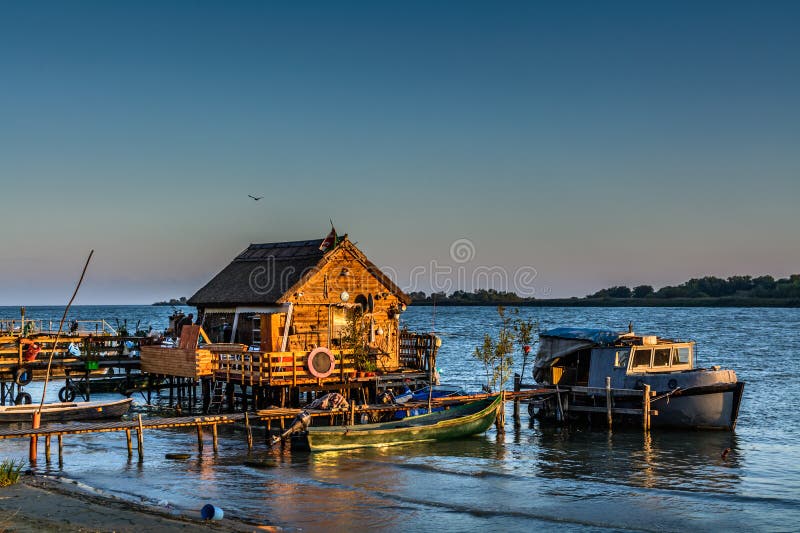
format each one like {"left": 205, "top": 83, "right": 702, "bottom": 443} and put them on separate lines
{"left": 629, "top": 344, "right": 693, "bottom": 372}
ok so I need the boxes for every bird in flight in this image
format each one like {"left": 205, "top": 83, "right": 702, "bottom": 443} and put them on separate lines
{"left": 248, "top": 195, "right": 263, "bottom": 201}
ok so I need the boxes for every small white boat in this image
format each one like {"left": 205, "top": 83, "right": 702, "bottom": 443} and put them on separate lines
{"left": 0, "top": 398, "right": 133, "bottom": 423}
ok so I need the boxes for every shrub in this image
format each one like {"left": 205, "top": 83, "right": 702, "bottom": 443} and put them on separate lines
{"left": 0, "top": 459, "right": 24, "bottom": 487}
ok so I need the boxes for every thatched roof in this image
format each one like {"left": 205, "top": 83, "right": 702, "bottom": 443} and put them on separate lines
{"left": 188, "top": 239, "right": 326, "bottom": 306}
{"left": 188, "top": 237, "right": 410, "bottom": 307}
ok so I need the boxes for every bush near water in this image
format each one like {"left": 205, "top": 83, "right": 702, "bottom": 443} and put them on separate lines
{"left": 0, "top": 459, "right": 24, "bottom": 487}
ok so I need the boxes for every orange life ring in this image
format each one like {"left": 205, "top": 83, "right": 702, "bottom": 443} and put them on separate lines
{"left": 307, "top": 347, "right": 335, "bottom": 378}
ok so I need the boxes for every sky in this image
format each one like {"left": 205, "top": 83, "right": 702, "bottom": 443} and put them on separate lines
{"left": 1, "top": 1, "right": 798, "bottom": 304}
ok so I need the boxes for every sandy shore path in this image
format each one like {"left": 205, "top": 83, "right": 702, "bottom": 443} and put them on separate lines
{"left": 0, "top": 475, "right": 274, "bottom": 532}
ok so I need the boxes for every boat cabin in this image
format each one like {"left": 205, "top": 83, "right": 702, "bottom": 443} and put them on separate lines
{"left": 534, "top": 328, "right": 696, "bottom": 389}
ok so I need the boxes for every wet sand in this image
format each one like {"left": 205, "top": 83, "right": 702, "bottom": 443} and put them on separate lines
{"left": 0, "top": 475, "right": 276, "bottom": 532}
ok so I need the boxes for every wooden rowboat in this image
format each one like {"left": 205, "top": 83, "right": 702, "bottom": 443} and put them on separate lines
{"left": 303, "top": 394, "right": 502, "bottom": 452}
{"left": 0, "top": 398, "right": 133, "bottom": 423}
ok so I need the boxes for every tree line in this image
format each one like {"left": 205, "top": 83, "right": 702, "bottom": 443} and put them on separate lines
{"left": 587, "top": 274, "right": 800, "bottom": 300}
{"left": 408, "top": 274, "right": 800, "bottom": 304}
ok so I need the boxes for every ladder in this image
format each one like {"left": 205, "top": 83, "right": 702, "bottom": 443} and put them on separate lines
{"left": 207, "top": 381, "right": 225, "bottom": 413}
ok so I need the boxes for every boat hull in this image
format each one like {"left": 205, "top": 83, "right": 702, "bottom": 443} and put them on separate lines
{"left": 305, "top": 395, "right": 501, "bottom": 451}
{"left": 652, "top": 382, "right": 744, "bottom": 430}
{"left": 0, "top": 398, "right": 133, "bottom": 423}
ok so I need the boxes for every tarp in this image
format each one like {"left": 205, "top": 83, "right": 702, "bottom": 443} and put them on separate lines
{"left": 533, "top": 328, "right": 627, "bottom": 383}
{"left": 539, "top": 328, "right": 626, "bottom": 344}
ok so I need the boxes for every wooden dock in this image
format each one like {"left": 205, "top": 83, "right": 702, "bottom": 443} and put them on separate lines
{"left": 0, "top": 391, "right": 553, "bottom": 464}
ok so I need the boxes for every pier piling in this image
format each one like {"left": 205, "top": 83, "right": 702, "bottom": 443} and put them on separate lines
{"left": 125, "top": 429, "right": 132, "bottom": 458}
{"left": 196, "top": 424, "right": 204, "bottom": 452}
{"left": 513, "top": 374, "right": 521, "bottom": 427}
{"left": 245, "top": 412, "right": 253, "bottom": 450}
{"left": 605, "top": 377, "right": 613, "bottom": 429}
{"left": 136, "top": 414, "right": 144, "bottom": 461}
{"left": 212, "top": 423, "right": 218, "bottom": 453}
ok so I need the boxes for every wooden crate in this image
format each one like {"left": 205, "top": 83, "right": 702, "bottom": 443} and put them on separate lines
{"left": 140, "top": 346, "right": 213, "bottom": 379}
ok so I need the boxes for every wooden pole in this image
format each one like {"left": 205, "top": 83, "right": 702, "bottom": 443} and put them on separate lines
{"left": 125, "top": 429, "right": 132, "bottom": 459}
{"left": 137, "top": 414, "right": 144, "bottom": 461}
{"left": 45, "top": 434, "right": 51, "bottom": 462}
{"left": 495, "top": 391, "right": 506, "bottom": 434}
{"left": 605, "top": 376, "right": 613, "bottom": 429}
{"left": 245, "top": 412, "right": 253, "bottom": 450}
{"left": 196, "top": 424, "right": 204, "bottom": 452}
{"left": 57, "top": 434, "right": 63, "bottom": 464}
{"left": 513, "top": 374, "right": 521, "bottom": 427}
{"left": 29, "top": 412, "right": 40, "bottom": 464}
{"left": 643, "top": 384, "right": 651, "bottom": 431}
{"left": 212, "top": 423, "right": 218, "bottom": 453}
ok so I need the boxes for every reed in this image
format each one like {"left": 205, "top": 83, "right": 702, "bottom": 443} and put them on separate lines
{"left": 0, "top": 459, "right": 24, "bottom": 487}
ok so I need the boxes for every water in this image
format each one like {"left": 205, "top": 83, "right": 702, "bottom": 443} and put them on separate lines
{"left": 1, "top": 305, "right": 799, "bottom": 531}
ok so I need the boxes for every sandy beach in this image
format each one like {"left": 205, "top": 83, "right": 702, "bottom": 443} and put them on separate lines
{"left": 0, "top": 474, "right": 275, "bottom": 532}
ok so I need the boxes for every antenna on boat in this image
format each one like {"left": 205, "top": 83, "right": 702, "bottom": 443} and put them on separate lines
{"left": 38, "top": 250, "right": 94, "bottom": 415}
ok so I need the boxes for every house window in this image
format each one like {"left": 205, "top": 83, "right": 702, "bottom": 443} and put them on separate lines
{"left": 631, "top": 348, "right": 652, "bottom": 369}
{"left": 614, "top": 350, "right": 629, "bottom": 368}
{"left": 332, "top": 307, "right": 351, "bottom": 339}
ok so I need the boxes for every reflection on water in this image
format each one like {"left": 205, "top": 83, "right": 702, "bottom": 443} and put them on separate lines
{"left": 2, "top": 305, "right": 800, "bottom": 531}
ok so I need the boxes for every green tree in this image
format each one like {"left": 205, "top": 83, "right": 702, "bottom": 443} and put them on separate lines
{"left": 632, "top": 285, "right": 654, "bottom": 298}
{"left": 473, "top": 306, "right": 515, "bottom": 392}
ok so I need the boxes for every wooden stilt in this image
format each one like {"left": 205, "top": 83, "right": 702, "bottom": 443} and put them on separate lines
{"left": 495, "top": 391, "right": 506, "bottom": 434}
{"left": 196, "top": 424, "right": 204, "bottom": 452}
{"left": 137, "top": 414, "right": 144, "bottom": 461}
{"left": 45, "top": 435, "right": 51, "bottom": 462}
{"left": 513, "top": 374, "right": 521, "bottom": 427}
{"left": 126, "top": 429, "right": 132, "bottom": 458}
{"left": 212, "top": 423, "right": 218, "bottom": 453}
{"left": 57, "top": 434, "right": 63, "bottom": 464}
{"left": 643, "top": 384, "right": 651, "bottom": 431}
{"left": 605, "top": 376, "right": 613, "bottom": 429}
{"left": 245, "top": 412, "right": 253, "bottom": 450}
{"left": 29, "top": 412, "right": 40, "bottom": 464}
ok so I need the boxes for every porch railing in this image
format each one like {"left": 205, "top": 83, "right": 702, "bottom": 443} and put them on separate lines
{"left": 207, "top": 345, "right": 357, "bottom": 386}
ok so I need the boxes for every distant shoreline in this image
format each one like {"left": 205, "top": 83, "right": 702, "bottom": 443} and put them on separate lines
{"left": 410, "top": 297, "right": 800, "bottom": 308}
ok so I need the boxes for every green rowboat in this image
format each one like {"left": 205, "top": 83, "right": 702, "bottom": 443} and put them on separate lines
{"left": 304, "top": 394, "right": 502, "bottom": 452}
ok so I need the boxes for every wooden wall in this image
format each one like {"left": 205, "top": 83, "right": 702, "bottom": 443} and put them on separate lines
{"left": 284, "top": 246, "right": 403, "bottom": 370}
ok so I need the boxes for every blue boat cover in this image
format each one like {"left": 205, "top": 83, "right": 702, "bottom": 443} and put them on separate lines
{"left": 540, "top": 328, "right": 625, "bottom": 345}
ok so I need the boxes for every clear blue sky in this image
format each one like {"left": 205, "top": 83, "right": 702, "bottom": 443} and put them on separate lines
{"left": 1, "top": 1, "right": 798, "bottom": 304}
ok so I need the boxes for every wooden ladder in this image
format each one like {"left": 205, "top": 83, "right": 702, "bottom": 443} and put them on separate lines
{"left": 207, "top": 381, "right": 225, "bottom": 413}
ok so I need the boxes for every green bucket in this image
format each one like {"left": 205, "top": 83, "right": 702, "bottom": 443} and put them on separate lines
{"left": 86, "top": 360, "right": 99, "bottom": 371}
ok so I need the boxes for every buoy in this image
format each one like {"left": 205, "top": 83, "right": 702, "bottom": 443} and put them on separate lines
{"left": 200, "top": 504, "right": 224, "bottom": 520}
{"left": 306, "top": 347, "right": 335, "bottom": 378}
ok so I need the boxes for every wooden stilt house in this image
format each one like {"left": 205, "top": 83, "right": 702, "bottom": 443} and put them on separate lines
{"left": 140, "top": 235, "right": 435, "bottom": 411}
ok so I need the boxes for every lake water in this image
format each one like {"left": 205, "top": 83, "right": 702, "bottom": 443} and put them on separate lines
{"left": 1, "top": 305, "right": 799, "bottom": 532}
